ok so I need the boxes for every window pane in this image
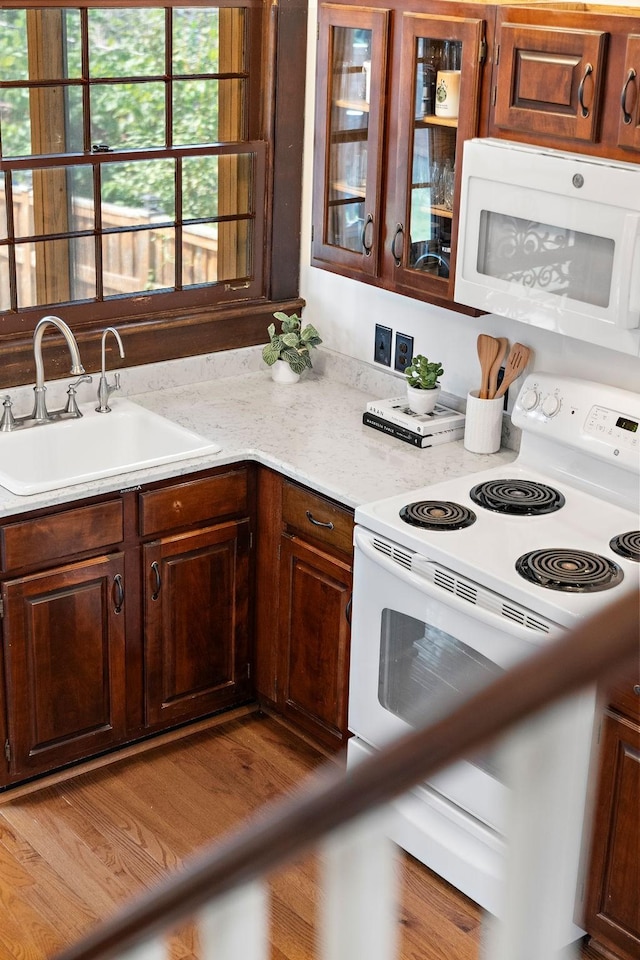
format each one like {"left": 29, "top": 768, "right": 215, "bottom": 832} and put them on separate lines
{"left": 88, "top": 8, "right": 166, "bottom": 77}
{"left": 0, "top": 175, "right": 6, "bottom": 239}
{"left": 173, "top": 7, "right": 221, "bottom": 74}
{"left": 13, "top": 167, "right": 93, "bottom": 238}
{"left": 103, "top": 227, "right": 175, "bottom": 297}
{"left": 0, "top": 88, "right": 31, "bottom": 157}
{"left": 101, "top": 159, "right": 175, "bottom": 221}
{"left": 0, "top": 86, "right": 83, "bottom": 157}
{"left": 183, "top": 217, "right": 251, "bottom": 285}
{"left": 0, "top": 255, "right": 10, "bottom": 310}
{"left": 91, "top": 83, "right": 165, "bottom": 149}
{"left": 173, "top": 79, "right": 245, "bottom": 144}
{"left": 0, "top": 9, "right": 29, "bottom": 81}
{"left": 182, "top": 154, "right": 251, "bottom": 220}
{"left": 16, "top": 237, "right": 96, "bottom": 308}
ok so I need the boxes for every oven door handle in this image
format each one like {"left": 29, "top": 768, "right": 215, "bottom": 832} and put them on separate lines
{"left": 354, "top": 527, "right": 557, "bottom": 645}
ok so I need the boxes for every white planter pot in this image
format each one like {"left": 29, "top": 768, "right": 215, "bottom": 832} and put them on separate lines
{"left": 407, "top": 384, "right": 440, "bottom": 414}
{"left": 270, "top": 359, "right": 300, "bottom": 384}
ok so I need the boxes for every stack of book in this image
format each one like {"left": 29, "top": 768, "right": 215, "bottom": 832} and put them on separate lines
{"left": 363, "top": 396, "right": 465, "bottom": 448}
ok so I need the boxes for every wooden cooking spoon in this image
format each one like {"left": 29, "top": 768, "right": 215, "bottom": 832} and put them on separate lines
{"left": 477, "top": 334, "right": 500, "bottom": 399}
{"left": 487, "top": 336, "right": 509, "bottom": 399}
{"left": 494, "top": 342, "right": 531, "bottom": 399}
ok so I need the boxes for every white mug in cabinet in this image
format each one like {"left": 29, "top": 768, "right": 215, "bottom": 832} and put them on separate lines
{"left": 435, "top": 70, "right": 461, "bottom": 119}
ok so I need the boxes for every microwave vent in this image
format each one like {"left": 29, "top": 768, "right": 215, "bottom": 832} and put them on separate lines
{"left": 372, "top": 537, "right": 413, "bottom": 570}
{"left": 424, "top": 563, "right": 553, "bottom": 635}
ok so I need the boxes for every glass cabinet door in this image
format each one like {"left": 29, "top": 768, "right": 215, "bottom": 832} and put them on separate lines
{"left": 312, "top": 5, "right": 389, "bottom": 274}
{"left": 388, "top": 14, "right": 484, "bottom": 299}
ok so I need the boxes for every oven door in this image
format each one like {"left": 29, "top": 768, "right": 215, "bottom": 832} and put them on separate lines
{"left": 349, "top": 526, "right": 558, "bottom": 833}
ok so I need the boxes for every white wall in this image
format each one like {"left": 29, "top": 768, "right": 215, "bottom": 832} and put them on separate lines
{"left": 298, "top": 0, "right": 640, "bottom": 402}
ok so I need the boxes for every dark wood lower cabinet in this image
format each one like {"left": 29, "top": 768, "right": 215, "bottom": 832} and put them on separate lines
{"left": 278, "top": 533, "right": 352, "bottom": 748}
{"left": 144, "top": 520, "right": 251, "bottom": 728}
{"left": 2, "top": 554, "right": 127, "bottom": 780}
{"left": 585, "top": 677, "right": 640, "bottom": 960}
{"left": 0, "top": 464, "right": 254, "bottom": 788}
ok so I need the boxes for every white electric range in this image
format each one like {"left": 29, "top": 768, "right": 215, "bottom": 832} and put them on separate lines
{"left": 348, "top": 372, "right": 639, "bottom": 944}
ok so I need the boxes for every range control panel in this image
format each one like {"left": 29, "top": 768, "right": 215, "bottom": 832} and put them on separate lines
{"left": 512, "top": 373, "right": 640, "bottom": 472}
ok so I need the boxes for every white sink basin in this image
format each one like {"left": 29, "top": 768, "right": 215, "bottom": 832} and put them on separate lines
{"left": 0, "top": 399, "right": 222, "bottom": 496}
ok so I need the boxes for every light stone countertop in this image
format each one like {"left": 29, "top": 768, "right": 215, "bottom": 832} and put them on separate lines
{"left": 0, "top": 348, "right": 518, "bottom": 519}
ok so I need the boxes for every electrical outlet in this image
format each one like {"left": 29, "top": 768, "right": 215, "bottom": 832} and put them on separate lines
{"left": 394, "top": 333, "right": 413, "bottom": 373}
{"left": 374, "top": 324, "right": 392, "bottom": 366}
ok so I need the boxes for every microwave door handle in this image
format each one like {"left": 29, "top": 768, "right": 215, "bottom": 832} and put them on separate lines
{"left": 614, "top": 213, "right": 640, "bottom": 329}
{"left": 354, "top": 527, "right": 555, "bottom": 645}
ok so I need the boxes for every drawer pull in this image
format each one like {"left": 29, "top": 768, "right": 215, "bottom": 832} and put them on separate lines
{"left": 306, "top": 510, "right": 334, "bottom": 531}
{"left": 578, "top": 62, "right": 593, "bottom": 119}
{"left": 633, "top": 684, "right": 640, "bottom": 697}
{"left": 113, "top": 574, "right": 124, "bottom": 614}
{"left": 151, "top": 561, "right": 162, "bottom": 601}
{"left": 621, "top": 68, "right": 637, "bottom": 125}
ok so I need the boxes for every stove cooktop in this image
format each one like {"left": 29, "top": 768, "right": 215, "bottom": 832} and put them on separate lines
{"left": 355, "top": 462, "right": 640, "bottom": 628}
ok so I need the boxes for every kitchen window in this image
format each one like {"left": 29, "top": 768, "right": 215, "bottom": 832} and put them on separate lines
{"left": 0, "top": 1, "right": 306, "bottom": 384}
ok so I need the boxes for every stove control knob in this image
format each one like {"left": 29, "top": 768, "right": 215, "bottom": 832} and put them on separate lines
{"left": 541, "top": 393, "right": 561, "bottom": 418}
{"left": 520, "top": 388, "right": 539, "bottom": 412}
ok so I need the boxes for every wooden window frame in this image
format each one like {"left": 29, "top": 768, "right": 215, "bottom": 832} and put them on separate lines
{"left": 0, "top": 0, "right": 307, "bottom": 387}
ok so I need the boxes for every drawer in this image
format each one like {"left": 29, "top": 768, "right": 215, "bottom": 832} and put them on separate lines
{"left": 0, "top": 499, "right": 124, "bottom": 571}
{"left": 282, "top": 481, "right": 353, "bottom": 556}
{"left": 139, "top": 469, "right": 249, "bottom": 537}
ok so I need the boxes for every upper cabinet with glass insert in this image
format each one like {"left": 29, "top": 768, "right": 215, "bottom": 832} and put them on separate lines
{"left": 312, "top": 0, "right": 489, "bottom": 312}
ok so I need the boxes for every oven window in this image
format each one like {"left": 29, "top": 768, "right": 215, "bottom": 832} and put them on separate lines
{"left": 378, "top": 608, "right": 502, "bottom": 727}
{"left": 477, "top": 211, "right": 614, "bottom": 308}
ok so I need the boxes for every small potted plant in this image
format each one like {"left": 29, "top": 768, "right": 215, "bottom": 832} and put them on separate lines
{"left": 262, "top": 311, "right": 322, "bottom": 383}
{"left": 404, "top": 354, "right": 444, "bottom": 414}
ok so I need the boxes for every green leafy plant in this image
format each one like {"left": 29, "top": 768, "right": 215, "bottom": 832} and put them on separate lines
{"left": 262, "top": 312, "right": 322, "bottom": 375}
{"left": 405, "top": 354, "right": 444, "bottom": 390}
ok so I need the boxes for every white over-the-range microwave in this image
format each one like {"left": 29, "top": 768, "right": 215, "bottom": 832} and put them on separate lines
{"left": 454, "top": 138, "right": 640, "bottom": 357}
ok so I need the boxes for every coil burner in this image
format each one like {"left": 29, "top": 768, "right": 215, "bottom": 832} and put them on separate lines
{"left": 399, "top": 501, "right": 476, "bottom": 531}
{"left": 609, "top": 530, "right": 640, "bottom": 563}
{"left": 470, "top": 479, "right": 565, "bottom": 516}
{"left": 516, "top": 548, "right": 624, "bottom": 593}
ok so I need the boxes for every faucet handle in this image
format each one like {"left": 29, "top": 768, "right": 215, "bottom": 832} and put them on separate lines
{"left": 0, "top": 395, "right": 16, "bottom": 432}
{"left": 65, "top": 374, "right": 93, "bottom": 417}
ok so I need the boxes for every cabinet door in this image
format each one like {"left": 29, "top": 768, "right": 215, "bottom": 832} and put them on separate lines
{"left": 2, "top": 554, "right": 127, "bottom": 780}
{"left": 144, "top": 520, "right": 251, "bottom": 728}
{"left": 312, "top": 4, "right": 390, "bottom": 275}
{"left": 278, "top": 533, "right": 352, "bottom": 749}
{"left": 493, "top": 22, "right": 607, "bottom": 142}
{"left": 585, "top": 710, "right": 640, "bottom": 960}
{"left": 385, "top": 13, "right": 484, "bottom": 302}
{"left": 617, "top": 35, "right": 640, "bottom": 153}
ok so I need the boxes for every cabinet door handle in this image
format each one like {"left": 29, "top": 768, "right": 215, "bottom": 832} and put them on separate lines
{"left": 361, "top": 214, "right": 374, "bottom": 256}
{"left": 305, "top": 509, "right": 334, "bottom": 530}
{"left": 113, "top": 574, "right": 124, "bottom": 614}
{"left": 345, "top": 595, "right": 352, "bottom": 626}
{"left": 151, "top": 561, "right": 162, "bottom": 601}
{"left": 578, "top": 62, "right": 593, "bottom": 119}
{"left": 633, "top": 684, "right": 640, "bottom": 696}
{"left": 391, "top": 223, "right": 404, "bottom": 267}
{"left": 621, "top": 68, "right": 637, "bottom": 125}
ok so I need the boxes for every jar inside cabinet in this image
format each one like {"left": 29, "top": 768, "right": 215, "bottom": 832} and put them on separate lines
{"left": 313, "top": 5, "right": 389, "bottom": 274}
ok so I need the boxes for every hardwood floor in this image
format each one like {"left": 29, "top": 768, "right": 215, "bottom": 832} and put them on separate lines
{"left": 0, "top": 713, "right": 599, "bottom": 960}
